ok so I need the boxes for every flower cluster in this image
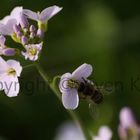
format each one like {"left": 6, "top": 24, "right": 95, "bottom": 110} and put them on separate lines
{"left": 0, "top": 6, "right": 62, "bottom": 61}
{"left": 0, "top": 5, "right": 62, "bottom": 97}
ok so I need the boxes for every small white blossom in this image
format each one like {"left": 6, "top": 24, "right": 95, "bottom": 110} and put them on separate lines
{"left": 0, "top": 57, "right": 22, "bottom": 97}
{"left": 59, "top": 63, "right": 93, "bottom": 110}
{"left": 22, "top": 43, "right": 42, "bottom": 61}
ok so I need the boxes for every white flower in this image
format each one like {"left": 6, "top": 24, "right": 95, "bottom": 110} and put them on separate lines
{"left": 93, "top": 126, "right": 112, "bottom": 140}
{"left": 21, "top": 43, "right": 42, "bottom": 61}
{"left": 0, "top": 7, "right": 28, "bottom": 35}
{"left": 0, "top": 57, "right": 22, "bottom": 97}
{"left": 54, "top": 122, "right": 86, "bottom": 140}
{"left": 59, "top": 63, "right": 93, "bottom": 110}
{"left": 23, "top": 5, "right": 62, "bottom": 22}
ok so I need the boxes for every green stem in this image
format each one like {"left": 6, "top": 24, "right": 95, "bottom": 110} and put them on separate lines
{"left": 35, "top": 63, "right": 92, "bottom": 140}
{"left": 35, "top": 63, "right": 51, "bottom": 84}
{"left": 23, "top": 64, "right": 35, "bottom": 69}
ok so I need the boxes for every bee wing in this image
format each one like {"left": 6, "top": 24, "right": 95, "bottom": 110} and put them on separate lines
{"left": 89, "top": 102, "right": 100, "bottom": 120}
{"left": 23, "top": 9, "right": 39, "bottom": 21}
{"left": 98, "top": 86, "right": 113, "bottom": 96}
{"left": 40, "top": 6, "right": 62, "bottom": 21}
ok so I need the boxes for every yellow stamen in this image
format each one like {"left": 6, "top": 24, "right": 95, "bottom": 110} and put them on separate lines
{"left": 28, "top": 48, "right": 37, "bottom": 56}
{"left": 7, "top": 68, "right": 16, "bottom": 76}
{"left": 67, "top": 79, "right": 79, "bottom": 88}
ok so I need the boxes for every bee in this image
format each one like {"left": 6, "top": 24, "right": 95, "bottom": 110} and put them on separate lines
{"left": 78, "top": 78, "right": 103, "bottom": 104}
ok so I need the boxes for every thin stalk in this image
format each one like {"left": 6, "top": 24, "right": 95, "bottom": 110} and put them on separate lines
{"left": 35, "top": 63, "right": 51, "bottom": 84}
{"left": 23, "top": 64, "right": 35, "bottom": 69}
{"left": 35, "top": 63, "right": 92, "bottom": 140}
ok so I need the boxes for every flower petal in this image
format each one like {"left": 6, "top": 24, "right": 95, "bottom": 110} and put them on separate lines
{"left": 7, "top": 60, "right": 22, "bottom": 77}
{"left": 0, "top": 57, "right": 9, "bottom": 74}
{"left": 0, "top": 35, "right": 6, "bottom": 45}
{"left": 72, "top": 63, "right": 93, "bottom": 81}
{"left": 55, "top": 122, "right": 86, "bottom": 140}
{"left": 40, "top": 5, "right": 62, "bottom": 21}
{"left": 0, "top": 16, "right": 11, "bottom": 24}
{"left": 59, "top": 73, "right": 72, "bottom": 94}
{"left": 98, "top": 126, "right": 112, "bottom": 140}
{"left": 6, "top": 19, "right": 17, "bottom": 33}
{"left": 2, "top": 76, "right": 19, "bottom": 97}
{"left": 23, "top": 9, "right": 39, "bottom": 21}
{"left": 0, "top": 19, "right": 17, "bottom": 35}
{"left": 62, "top": 89, "right": 79, "bottom": 110}
{"left": 10, "top": 7, "right": 23, "bottom": 19}
{"left": 0, "top": 24, "right": 12, "bottom": 35}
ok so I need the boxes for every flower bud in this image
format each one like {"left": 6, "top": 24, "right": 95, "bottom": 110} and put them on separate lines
{"left": 3, "top": 48, "right": 16, "bottom": 56}
{"left": 16, "top": 31, "right": 23, "bottom": 39}
{"left": 30, "top": 25, "right": 36, "bottom": 32}
{"left": 37, "top": 28, "right": 44, "bottom": 38}
{"left": 19, "top": 15, "right": 29, "bottom": 28}
{"left": 21, "top": 36, "right": 28, "bottom": 45}
{"left": 23, "top": 28, "right": 28, "bottom": 33}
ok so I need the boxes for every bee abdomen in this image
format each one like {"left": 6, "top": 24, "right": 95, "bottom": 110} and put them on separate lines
{"left": 91, "top": 90, "right": 103, "bottom": 104}
{"left": 78, "top": 83, "right": 93, "bottom": 96}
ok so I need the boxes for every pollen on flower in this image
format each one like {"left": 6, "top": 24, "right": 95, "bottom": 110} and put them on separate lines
{"left": 28, "top": 48, "right": 37, "bottom": 56}
{"left": 67, "top": 79, "right": 79, "bottom": 88}
{"left": 7, "top": 68, "right": 16, "bottom": 76}
{"left": 22, "top": 43, "right": 42, "bottom": 61}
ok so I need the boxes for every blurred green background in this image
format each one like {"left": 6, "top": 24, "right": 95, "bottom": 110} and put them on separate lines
{"left": 0, "top": 0, "right": 140, "bottom": 140}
